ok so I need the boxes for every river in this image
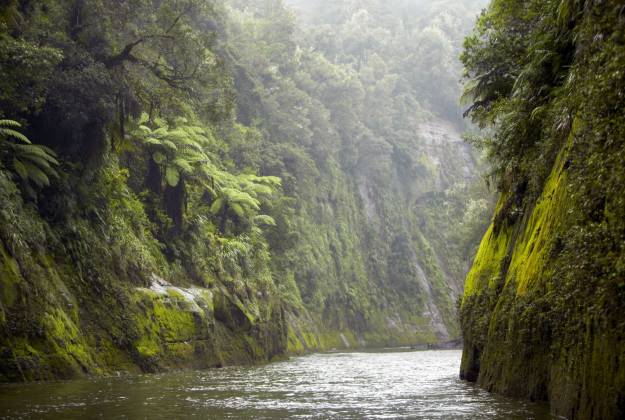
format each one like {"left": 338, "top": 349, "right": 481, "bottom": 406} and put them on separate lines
{"left": 0, "top": 349, "right": 551, "bottom": 419}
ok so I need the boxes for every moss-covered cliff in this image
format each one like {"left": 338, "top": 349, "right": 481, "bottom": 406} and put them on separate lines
{"left": 459, "top": 0, "right": 625, "bottom": 418}
{"left": 0, "top": 167, "right": 287, "bottom": 381}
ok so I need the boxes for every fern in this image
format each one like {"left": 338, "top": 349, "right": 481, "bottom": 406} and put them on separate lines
{"left": 129, "top": 113, "right": 282, "bottom": 234}
{"left": 209, "top": 197, "right": 224, "bottom": 214}
{"left": 230, "top": 202, "right": 245, "bottom": 217}
{"left": 152, "top": 151, "right": 166, "bottom": 164}
{"left": 131, "top": 113, "right": 213, "bottom": 189}
{"left": 0, "top": 119, "right": 59, "bottom": 189}
{"left": 253, "top": 214, "right": 276, "bottom": 226}
{"left": 173, "top": 158, "right": 193, "bottom": 173}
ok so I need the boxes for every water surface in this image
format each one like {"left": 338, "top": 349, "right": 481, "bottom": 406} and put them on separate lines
{"left": 0, "top": 349, "right": 551, "bottom": 419}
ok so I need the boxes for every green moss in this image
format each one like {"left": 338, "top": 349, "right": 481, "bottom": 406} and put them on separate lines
{"left": 131, "top": 290, "right": 202, "bottom": 363}
{"left": 166, "top": 342, "right": 196, "bottom": 362}
{"left": 135, "top": 336, "right": 160, "bottom": 359}
{"left": 506, "top": 140, "right": 572, "bottom": 295}
{"left": 93, "top": 338, "right": 137, "bottom": 372}
{"left": 286, "top": 328, "right": 306, "bottom": 353}
{"left": 41, "top": 309, "right": 99, "bottom": 375}
{"left": 463, "top": 218, "right": 512, "bottom": 298}
{"left": 1, "top": 338, "right": 42, "bottom": 381}
{"left": 153, "top": 303, "right": 197, "bottom": 342}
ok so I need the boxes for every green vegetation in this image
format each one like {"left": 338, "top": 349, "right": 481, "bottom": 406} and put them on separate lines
{"left": 0, "top": 0, "right": 490, "bottom": 381}
{"left": 0, "top": 119, "right": 58, "bottom": 192}
{"left": 459, "top": 0, "right": 625, "bottom": 418}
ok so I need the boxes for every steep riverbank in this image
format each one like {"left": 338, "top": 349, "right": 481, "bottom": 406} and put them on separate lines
{"left": 0, "top": 193, "right": 286, "bottom": 380}
{"left": 0, "top": 116, "right": 481, "bottom": 380}
{"left": 459, "top": 0, "right": 625, "bottom": 418}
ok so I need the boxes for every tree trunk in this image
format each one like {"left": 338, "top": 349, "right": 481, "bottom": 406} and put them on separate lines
{"left": 146, "top": 157, "right": 161, "bottom": 194}
{"left": 165, "top": 180, "right": 185, "bottom": 232}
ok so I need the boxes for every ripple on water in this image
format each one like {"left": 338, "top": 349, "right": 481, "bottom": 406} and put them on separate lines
{"left": 0, "top": 349, "right": 552, "bottom": 419}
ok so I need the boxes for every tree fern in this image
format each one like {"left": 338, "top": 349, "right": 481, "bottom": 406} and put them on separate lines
{"left": 130, "top": 113, "right": 282, "bottom": 233}
{"left": 132, "top": 113, "right": 213, "bottom": 189}
{"left": 0, "top": 119, "right": 59, "bottom": 189}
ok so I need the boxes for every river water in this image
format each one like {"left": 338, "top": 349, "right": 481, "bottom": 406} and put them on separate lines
{"left": 0, "top": 349, "right": 551, "bottom": 419}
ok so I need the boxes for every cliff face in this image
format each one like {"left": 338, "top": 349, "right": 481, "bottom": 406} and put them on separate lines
{"left": 461, "top": 133, "right": 625, "bottom": 418}
{"left": 459, "top": 1, "right": 625, "bottom": 418}
{"left": 283, "top": 117, "right": 487, "bottom": 351}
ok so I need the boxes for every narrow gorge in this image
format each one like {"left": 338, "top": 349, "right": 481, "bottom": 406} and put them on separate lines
{"left": 2, "top": 0, "right": 624, "bottom": 419}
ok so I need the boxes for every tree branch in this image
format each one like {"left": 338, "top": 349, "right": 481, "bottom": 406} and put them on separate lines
{"left": 104, "top": 35, "right": 175, "bottom": 68}
{"left": 103, "top": 7, "right": 189, "bottom": 68}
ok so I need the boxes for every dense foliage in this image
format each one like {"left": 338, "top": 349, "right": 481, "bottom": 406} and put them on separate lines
{"left": 0, "top": 0, "right": 490, "bottom": 380}
{"left": 0, "top": 0, "right": 284, "bottom": 298}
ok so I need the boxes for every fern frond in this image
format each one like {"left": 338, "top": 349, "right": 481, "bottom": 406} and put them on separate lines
{"left": 173, "top": 158, "right": 193, "bottom": 173}
{"left": 152, "top": 127, "right": 169, "bottom": 136}
{"left": 12, "top": 158, "right": 28, "bottom": 180}
{"left": 168, "top": 128, "right": 192, "bottom": 142}
{"left": 37, "top": 145, "right": 58, "bottom": 158}
{"left": 230, "top": 202, "right": 245, "bottom": 217}
{"left": 13, "top": 144, "right": 59, "bottom": 164}
{"left": 138, "top": 125, "right": 152, "bottom": 134}
{"left": 143, "top": 137, "right": 163, "bottom": 146}
{"left": 1, "top": 120, "right": 59, "bottom": 189}
{"left": 21, "top": 161, "right": 51, "bottom": 187}
{"left": 243, "top": 174, "right": 282, "bottom": 190}
{"left": 18, "top": 155, "right": 57, "bottom": 173}
{"left": 253, "top": 214, "right": 276, "bottom": 226}
{"left": 210, "top": 197, "right": 224, "bottom": 214}
{"left": 162, "top": 140, "right": 178, "bottom": 151}
{"left": 0, "top": 128, "right": 31, "bottom": 144}
{"left": 223, "top": 188, "right": 260, "bottom": 210}
{"left": 246, "top": 183, "right": 273, "bottom": 196}
{"left": 0, "top": 119, "right": 22, "bottom": 128}
{"left": 138, "top": 113, "right": 150, "bottom": 125}
{"left": 202, "top": 180, "right": 218, "bottom": 197}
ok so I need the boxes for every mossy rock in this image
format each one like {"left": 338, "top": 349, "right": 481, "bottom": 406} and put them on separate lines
{"left": 212, "top": 287, "right": 256, "bottom": 332}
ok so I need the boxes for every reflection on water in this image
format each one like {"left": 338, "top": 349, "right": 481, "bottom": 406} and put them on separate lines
{"left": 0, "top": 349, "right": 551, "bottom": 419}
